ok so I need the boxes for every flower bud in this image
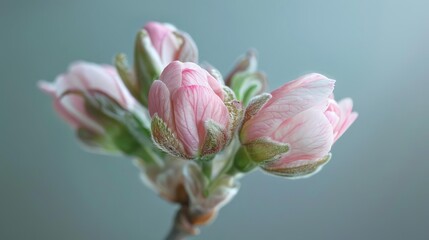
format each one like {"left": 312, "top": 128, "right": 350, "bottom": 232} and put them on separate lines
{"left": 226, "top": 50, "right": 267, "bottom": 105}
{"left": 148, "top": 61, "right": 243, "bottom": 160}
{"left": 240, "top": 73, "right": 358, "bottom": 178}
{"left": 133, "top": 22, "right": 198, "bottom": 106}
{"left": 39, "top": 62, "right": 147, "bottom": 154}
{"left": 183, "top": 163, "right": 239, "bottom": 217}
{"left": 136, "top": 157, "right": 189, "bottom": 204}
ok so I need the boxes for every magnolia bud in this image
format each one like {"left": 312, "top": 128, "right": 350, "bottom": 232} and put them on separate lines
{"left": 240, "top": 73, "right": 358, "bottom": 178}
{"left": 226, "top": 50, "right": 267, "bottom": 105}
{"left": 39, "top": 62, "right": 150, "bottom": 155}
{"left": 148, "top": 61, "right": 243, "bottom": 160}
{"left": 133, "top": 22, "right": 198, "bottom": 106}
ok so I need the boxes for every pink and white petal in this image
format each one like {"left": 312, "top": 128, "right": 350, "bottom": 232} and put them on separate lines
{"left": 241, "top": 73, "right": 335, "bottom": 142}
{"left": 160, "top": 32, "right": 181, "bottom": 64}
{"left": 38, "top": 81, "right": 56, "bottom": 96}
{"left": 177, "top": 31, "right": 199, "bottom": 63}
{"left": 59, "top": 94, "right": 104, "bottom": 134}
{"left": 180, "top": 67, "right": 211, "bottom": 89}
{"left": 334, "top": 111, "right": 358, "bottom": 142}
{"left": 70, "top": 62, "right": 130, "bottom": 106}
{"left": 338, "top": 98, "right": 354, "bottom": 115}
{"left": 172, "top": 86, "right": 228, "bottom": 157}
{"left": 268, "top": 107, "right": 334, "bottom": 167}
{"left": 159, "top": 61, "right": 183, "bottom": 92}
{"left": 206, "top": 73, "right": 224, "bottom": 100}
{"left": 325, "top": 98, "right": 342, "bottom": 132}
{"left": 52, "top": 99, "right": 81, "bottom": 129}
{"left": 333, "top": 98, "right": 357, "bottom": 142}
{"left": 148, "top": 80, "right": 173, "bottom": 128}
{"left": 144, "top": 22, "right": 171, "bottom": 53}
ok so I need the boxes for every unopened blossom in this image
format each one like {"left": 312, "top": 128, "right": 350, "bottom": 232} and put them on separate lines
{"left": 39, "top": 62, "right": 136, "bottom": 134}
{"left": 143, "top": 22, "right": 198, "bottom": 67}
{"left": 136, "top": 157, "right": 189, "bottom": 204}
{"left": 148, "top": 61, "right": 243, "bottom": 159}
{"left": 133, "top": 22, "right": 199, "bottom": 106}
{"left": 240, "top": 73, "right": 358, "bottom": 178}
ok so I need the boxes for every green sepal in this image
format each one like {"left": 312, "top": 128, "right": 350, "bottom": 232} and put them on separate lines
{"left": 222, "top": 86, "right": 244, "bottom": 139}
{"left": 151, "top": 114, "right": 187, "bottom": 159}
{"left": 201, "top": 120, "right": 228, "bottom": 157}
{"left": 225, "top": 50, "right": 257, "bottom": 86}
{"left": 76, "top": 128, "right": 118, "bottom": 153}
{"left": 261, "top": 154, "right": 332, "bottom": 179}
{"left": 233, "top": 146, "right": 258, "bottom": 173}
{"left": 114, "top": 53, "right": 138, "bottom": 99}
{"left": 134, "top": 30, "right": 163, "bottom": 106}
{"left": 230, "top": 72, "right": 267, "bottom": 106}
{"left": 243, "top": 137, "right": 289, "bottom": 163}
{"left": 242, "top": 93, "right": 272, "bottom": 125}
{"left": 61, "top": 90, "right": 154, "bottom": 156}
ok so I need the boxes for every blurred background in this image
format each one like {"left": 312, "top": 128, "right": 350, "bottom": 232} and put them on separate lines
{"left": 1, "top": 0, "right": 428, "bottom": 239}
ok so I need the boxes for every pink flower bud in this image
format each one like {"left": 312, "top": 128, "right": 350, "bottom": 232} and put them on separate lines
{"left": 143, "top": 22, "right": 198, "bottom": 67}
{"left": 39, "top": 61, "right": 136, "bottom": 134}
{"left": 149, "top": 61, "right": 241, "bottom": 159}
{"left": 240, "top": 73, "right": 358, "bottom": 178}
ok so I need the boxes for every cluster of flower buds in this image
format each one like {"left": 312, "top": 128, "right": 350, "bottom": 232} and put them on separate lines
{"left": 40, "top": 21, "right": 357, "bottom": 238}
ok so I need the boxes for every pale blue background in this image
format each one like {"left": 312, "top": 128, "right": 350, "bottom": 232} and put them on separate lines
{"left": 1, "top": 0, "right": 429, "bottom": 239}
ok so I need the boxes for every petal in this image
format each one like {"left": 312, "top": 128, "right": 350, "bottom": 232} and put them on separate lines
{"left": 172, "top": 86, "right": 229, "bottom": 157}
{"left": 176, "top": 31, "right": 199, "bottom": 63}
{"left": 57, "top": 62, "right": 134, "bottom": 109}
{"left": 267, "top": 107, "right": 334, "bottom": 168}
{"left": 206, "top": 73, "right": 224, "bottom": 100}
{"left": 59, "top": 94, "right": 104, "bottom": 134}
{"left": 160, "top": 32, "right": 181, "bottom": 64}
{"left": 148, "top": 80, "right": 173, "bottom": 129}
{"left": 241, "top": 73, "right": 335, "bottom": 142}
{"left": 38, "top": 81, "right": 56, "bottom": 95}
{"left": 144, "top": 22, "right": 172, "bottom": 54}
{"left": 181, "top": 65, "right": 211, "bottom": 88}
{"left": 159, "top": 61, "right": 183, "bottom": 92}
{"left": 333, "top": 98, "right": 358, "bottom": 142}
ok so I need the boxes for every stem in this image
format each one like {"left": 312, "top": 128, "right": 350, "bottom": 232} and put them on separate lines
{"left": 165, "top": 226, "right": 189, "bottom": 240}
{"left": 206, "top": 140, "right": 240, "bottom": 193}
{"left": 165, "top": 207, "right": 197, "bottom": 240}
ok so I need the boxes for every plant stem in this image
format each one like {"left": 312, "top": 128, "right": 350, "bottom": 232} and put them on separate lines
{"left": 165, "top": 207, "right": 196, "bottom": 240}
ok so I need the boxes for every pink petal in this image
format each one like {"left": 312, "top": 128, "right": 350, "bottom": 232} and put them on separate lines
{"left": 38, "top": 81, "right": 56, "bottom": 95}
{"left": 59, "top": 94, "right": 104, "bottom": 134}
{"left": 333, "top": 98, "right": 358, "bottom": 142}
{"left": 206, "top": 73, "right": 224, "bottom": 100}
{"left": 159, "top": 61, "right": 183, "bottom": 92}
{"left": 181, "top": 66, "right": 211, "bottom": 89}
{"left": 144, "top": 22, "right": 172, "bottom": 54}
{"left": 177, "top": 31, "right": 199, "bottom": 63}
{"left": 160, "top": 32, "right": 181, "bottom": 64}
{"left": 172, "top": 86, "right": 229, "bottom": 157}
{"left": 267, "top": 107, "right": 334, "bottom": 168}
{"left": 69, "top": 62, "right": 133, "bottom": 108}
{"left": 242, "top": 73, "right": 335, "bottom": 142}
{"left": 148, "top": 80, "right": 173, "bottom": 129}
